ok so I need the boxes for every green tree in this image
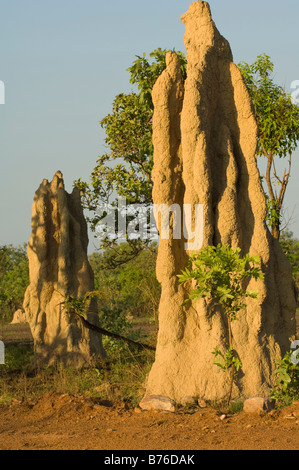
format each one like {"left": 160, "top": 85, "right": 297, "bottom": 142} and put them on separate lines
{"left": 77, "top": 52, "right": 299, "bottom": 248}
{"left": 89, "top": 243, "right": 160, "bottom": 322}
{"left": 0, "top": 244, "right": 29, "bottom": 321}
{"left": 74, "top": 48, "right": 187, "bottom": 265}
{"left": 178, "top": 245, "right": 264, "bottom": 411}
{"left": 238, "top": 54, "right": 299, "bottom": 240}
{"left": 279, "top": 230, "right": 299, "bottom": 297}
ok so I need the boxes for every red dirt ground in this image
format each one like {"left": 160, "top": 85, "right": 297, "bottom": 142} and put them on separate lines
{"left": 0, "top": 392, "right": 299, "bottom": 450}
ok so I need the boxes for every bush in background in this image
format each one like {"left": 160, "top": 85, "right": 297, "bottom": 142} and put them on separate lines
{"left": 0, "top": 244, "right": 29, "bottom": 321}
{"left": 89, "top": 243, "right": 160, "bottom": 325}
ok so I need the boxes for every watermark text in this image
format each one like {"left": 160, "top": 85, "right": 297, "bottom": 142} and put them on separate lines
{"left": 0, "top": 341, "right": 4, "bottom": 364}
{"left": 95, "top": 198, "right": 204, "bottom": 251}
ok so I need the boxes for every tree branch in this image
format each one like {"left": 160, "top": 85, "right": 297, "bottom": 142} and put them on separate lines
{"left": 79, "top": 315, "right": 156, "bottom": 352}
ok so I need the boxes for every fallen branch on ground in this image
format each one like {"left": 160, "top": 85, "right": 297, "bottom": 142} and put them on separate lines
{"left": 59, "top": 292, "right": 156, "bottom": 352}
{"left": 78, "top": 314, "right": 156, "bottom": 352}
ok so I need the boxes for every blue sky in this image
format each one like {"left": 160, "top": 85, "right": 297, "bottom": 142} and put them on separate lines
{"left": 0, "top": 0, "right": 298, "bottom": 250}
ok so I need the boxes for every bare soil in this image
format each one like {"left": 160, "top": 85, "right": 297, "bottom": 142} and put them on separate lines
{"left": 0, "top": 392, "right": 299, "bottom": 450}
{"left": 0, "top": 319, "right": 299, "bottom": 451}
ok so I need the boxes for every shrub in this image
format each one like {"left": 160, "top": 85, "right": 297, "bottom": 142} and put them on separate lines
{"left": 178, "top": 244, "right": 263, "bottom": 411}
{"left": 0, "top": 244, "right": 29, "bottom": 321}
{"left": 271, "top": 351, "right": 299, "bottom": 407}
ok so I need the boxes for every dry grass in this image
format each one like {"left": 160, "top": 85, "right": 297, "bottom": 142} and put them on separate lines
{"left": 0, "top": 322, "right": 33, "bottom": 345}
{"left": 0, "top": 320, "right": 155, "bottom": 408}
{"left": 0, "top": 310, "right": 298, "bottom": 408}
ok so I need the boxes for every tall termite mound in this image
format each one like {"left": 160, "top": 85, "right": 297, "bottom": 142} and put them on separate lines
{"left": 144, "top": 1, "right": 296, "bottom": 403}
{"left": 23, "top": 171, "right": 106, "bottom": 366}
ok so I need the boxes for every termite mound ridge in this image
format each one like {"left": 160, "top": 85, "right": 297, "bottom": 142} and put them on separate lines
{"left": 23, "top": 171, "right": 106, "bottom": 367}
{"left": 143, "top": 1, "right": 296, "bottom": 404}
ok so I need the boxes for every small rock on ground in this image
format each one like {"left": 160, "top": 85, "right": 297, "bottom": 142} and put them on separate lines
{"left": 243, "top": 397, "right": 276, "bottom": 414}
{"left": 139, "top": 395, "right": 176, "bottom": 412}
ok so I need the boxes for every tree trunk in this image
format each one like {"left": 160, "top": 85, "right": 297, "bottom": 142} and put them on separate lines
{"left": 271, "top": 224, "right": 280, "bottom": 240}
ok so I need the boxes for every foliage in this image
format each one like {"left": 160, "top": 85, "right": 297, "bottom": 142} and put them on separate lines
{"left": 238, "top": 54, "right": 299, "bottom": 239}
{"left": 127, "top": 48, "right": 187, "bottom": 109}
{"left": 178, "top": 244, "right": 263, "bottom": 410}
{"left": 89, "top": 244, "right": 160, "bottom": 352}
{"left": 1, "top": 344, "right": 34, "bottom": 373}
{"left": 265, "top": 197, "right": 281, "bottom": 233}
{"left": 98, "top": 302, "right": 142, "bottom": 353}
{"left": 0, "top": 341, "right": 154, "bottom": 407}
{"left": 271, "top": 351, "right": 299, "bottom": 407}
{"left": 279, "top": 230, "right": 299, "bottom": 288}
{"left": 61, "top": 289, "right": 153, "bottom": 354}
{"left": 74, "top": 48, "right": 187, "bottom": 265}
{"left": 89, "top": 243, "right": 160, "bottom": 322}
{"left": 0, "top": 244, "right": 29, "bottom": 321}
{"left": 177, "top": 245, "right": 264, "bottom": 320}
{"left": 212, "top": 345, "right": 242, "bottom": 374}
